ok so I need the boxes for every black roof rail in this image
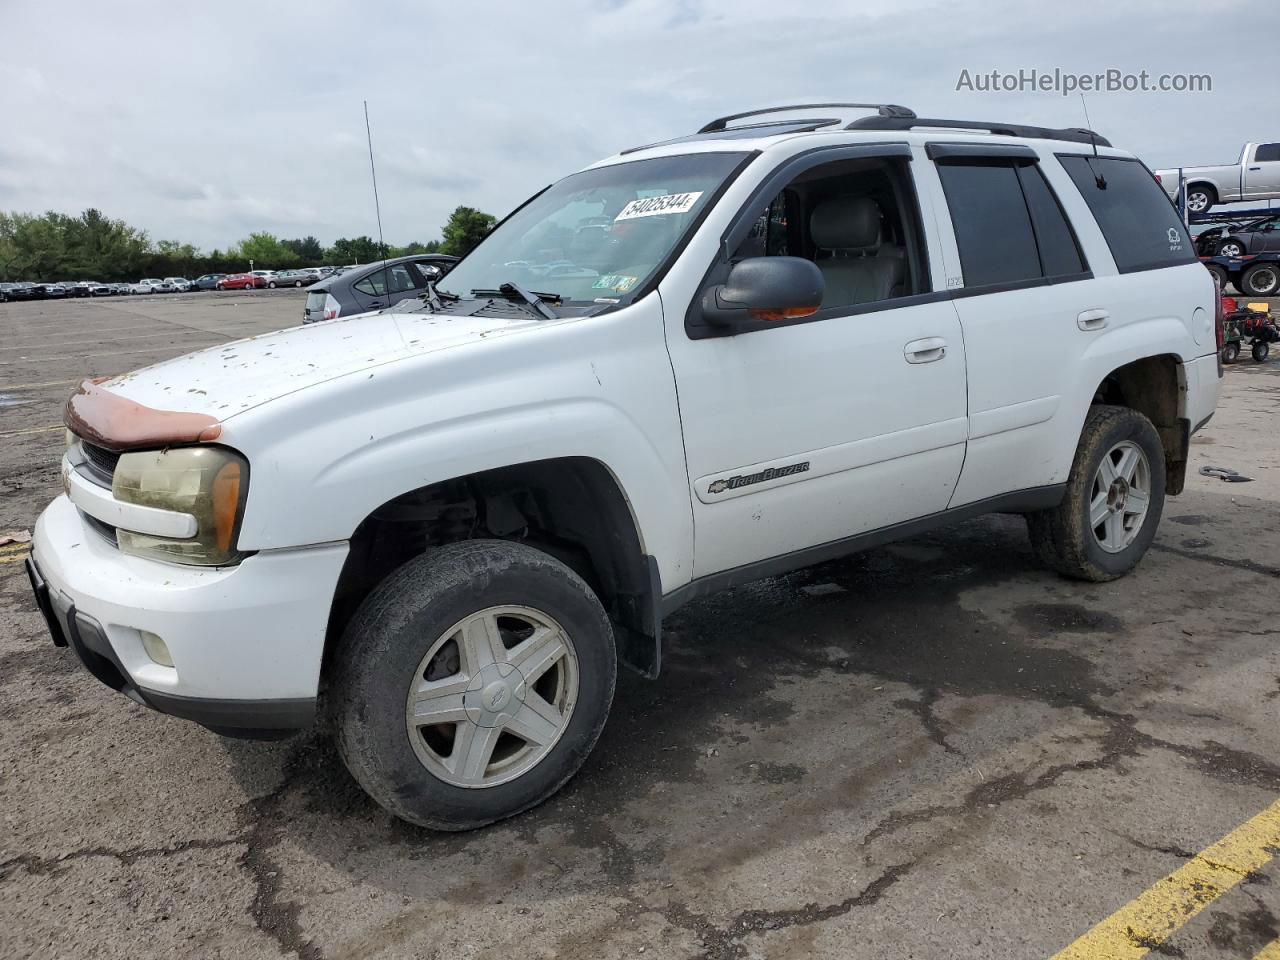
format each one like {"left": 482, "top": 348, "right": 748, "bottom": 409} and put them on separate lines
{"left": 845, "top": 115, "right": 1112, "bottom": 148}
{"left": 699, "top": 103, "right": 915, "bottom": 134}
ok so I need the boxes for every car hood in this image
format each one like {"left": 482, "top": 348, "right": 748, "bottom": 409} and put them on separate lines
{"left": 102, "top": 308, "right": 551, "bottom": 421}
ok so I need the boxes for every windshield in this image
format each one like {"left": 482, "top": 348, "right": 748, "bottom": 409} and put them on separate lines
{"left": 439, "top": 152, "right": 749, "bottom": 306}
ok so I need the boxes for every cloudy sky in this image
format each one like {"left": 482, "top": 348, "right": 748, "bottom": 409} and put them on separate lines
{"left": 0, "top": 0, "right": 1269, "bottom": 251}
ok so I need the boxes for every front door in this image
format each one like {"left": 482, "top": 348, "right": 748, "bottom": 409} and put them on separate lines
{"left": 664, "top": 150, "right": 969, "bottom": 578}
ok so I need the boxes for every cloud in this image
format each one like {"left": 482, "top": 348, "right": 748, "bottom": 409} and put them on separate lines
{"left": 0, "top": 0, "right": 1266, "bottom": 250}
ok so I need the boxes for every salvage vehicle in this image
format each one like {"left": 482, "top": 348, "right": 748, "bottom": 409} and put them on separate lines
{"left": 29, "top": 103, "right": 1221, "bottom": 831}
{"left": 1201, "top": 252, "right": 1280, "bottom": 297}
{"left": 302, "top": 254, "right": 457, "bottom": 323}
{"left": 1203, "top": 214, "right": 1280, "bottom": 259}
{"left": 1155, "top": 142, "right": 1280, "bottom": 212}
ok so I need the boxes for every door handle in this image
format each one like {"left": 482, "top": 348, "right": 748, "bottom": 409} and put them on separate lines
{"left": 904, "top": 337, "right": 947, "bottom": 363}
{"left": 1249, "top": 166, "right": 1262, "bottom": 171}
{"left": 1077, "top": 309, "right": 1110, "bottom": 331}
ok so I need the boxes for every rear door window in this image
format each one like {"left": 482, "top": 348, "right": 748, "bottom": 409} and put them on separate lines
{"left": 1058, "top": 155, "right": 1196, "bottom": 273}
{"left": 354, "top": 264, "right": 417, "bottom": 297}
{"left": 937, "top": 163, "right": 1044, "bottom": 288}
{"left": 1255, "top": 143, "right": 1280, "bottom": 162}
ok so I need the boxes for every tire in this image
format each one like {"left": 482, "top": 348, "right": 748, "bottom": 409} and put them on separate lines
{"left": 1254, "top": 340, "right": 1270, "bottom": 362}
{"left": 1026, "top": 405, "right": 1166, "bottom": 582}
{"left": 1241, "top": 263, "right": 1280, "bottom": 297}
{"left": 334, "top": 539, "right": 617, "bottom": 830}
{"left": 1222, "top": 341, "right": 1241, "bottom": 364}
{"left": 1205, "top": 264, "right": 1229, "bottom": 291}
{"left": 268, "top": 281, "right": 277, "bottom": 288}
{"left": 1218, "top": 240, "right": 1246, "bottom": 259}
{"left": 1186, "top": 186, "right": 1216, "bottom": 213}
{"left": 294, "top": 280, "right": 302, "bottom": 287}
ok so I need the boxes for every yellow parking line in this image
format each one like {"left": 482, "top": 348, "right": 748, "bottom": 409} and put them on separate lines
{"left": 1255, "top": 939, "right": 1280, "bottom": 959}
{"left": 0, "top": 552, "right": 30, "bottom": 565}
{"left": 0, "top": 542, "right": 31, "bottom": 555}
{"left": 1051, "top": 798, "right": 1280, "bottom": 959}
{"left": 0, "top": 423, "right": 63, "bottom": 438}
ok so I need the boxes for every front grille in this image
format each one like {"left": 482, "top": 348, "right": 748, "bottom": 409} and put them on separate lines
{"left": 80, "top": 440, "right": 120, "bottom": 487}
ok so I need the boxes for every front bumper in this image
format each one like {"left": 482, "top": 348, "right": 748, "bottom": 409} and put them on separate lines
{"left": 30, "top": 494, "right": 349, "bottom": 736}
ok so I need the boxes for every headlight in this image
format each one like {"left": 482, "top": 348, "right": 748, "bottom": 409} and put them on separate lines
{"left": 112, "top": 446, "right": 249, "bottom": 566}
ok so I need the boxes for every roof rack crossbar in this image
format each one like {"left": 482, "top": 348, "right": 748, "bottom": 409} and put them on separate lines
{"left": 699, "top": 103, "right": 915, "bottom": 134}
{"left": 845, "top": 116, "right": 1111, "bottom": 148}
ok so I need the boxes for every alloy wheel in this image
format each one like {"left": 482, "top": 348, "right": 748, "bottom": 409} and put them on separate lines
{"left": 1090, "top": 440, "right": 1152, "bottom": 553}
{"left": 405, "top": 605, "right": 579, "bottom": 788}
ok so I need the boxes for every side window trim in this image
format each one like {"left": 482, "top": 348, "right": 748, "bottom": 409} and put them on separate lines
{"left": 684, "top": 142, "right": 928, "bottom": 340}
{"left": 1014, "top": 163, "right": 1090, "bottom": 278}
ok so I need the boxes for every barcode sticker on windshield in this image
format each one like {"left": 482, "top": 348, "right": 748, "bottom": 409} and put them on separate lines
{"left": 615, "top": 191, "right": 703, "bottom": 221}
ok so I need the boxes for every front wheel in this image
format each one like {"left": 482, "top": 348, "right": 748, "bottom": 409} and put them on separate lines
{"left": 334, "top": 540, "right": 617, "bottom": 830}
{"left": 1026, "top": 405, "right": 1166, "bottom": 582}
{"left": 1222, "top": 340, "right": 1241, "bottom": 364}
{"left": 1217, "top": 240, "right": 1246, "bottom": 259}
{"left": 294, "top": 280, "right": 302, "bottom": 287}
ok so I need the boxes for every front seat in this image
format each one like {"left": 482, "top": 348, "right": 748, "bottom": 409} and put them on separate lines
{"left": 809, "top": 197, "right": 905, "bottom": 307}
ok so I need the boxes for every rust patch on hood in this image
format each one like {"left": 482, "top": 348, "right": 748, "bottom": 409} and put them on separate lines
{"left": 64, "top": 378, "right": 222, "bottom": 451}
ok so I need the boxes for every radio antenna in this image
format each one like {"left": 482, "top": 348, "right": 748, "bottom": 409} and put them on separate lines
{"left": 1080, "top": 94, "right": 1106, "bottom": 188}
{"left": 363, "top": 100, "right": 392, "bottom": 301}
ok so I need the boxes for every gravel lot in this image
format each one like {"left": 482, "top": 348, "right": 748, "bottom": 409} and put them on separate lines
{"left": 2, "top": 290, "right": 1280, "bottom": 959}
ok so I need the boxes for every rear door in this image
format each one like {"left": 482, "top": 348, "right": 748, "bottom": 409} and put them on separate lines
{"left": 349, "top": 262, "right": 419, "bottom": 312}
{"left": 919, "top": 143, "right": 1096, "bottom": 506}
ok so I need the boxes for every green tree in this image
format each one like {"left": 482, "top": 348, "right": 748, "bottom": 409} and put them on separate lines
{"left": 282, "top": 235, "right": 324, "bottom": 262}
{"left": 440, "top": 206, "right": 495, "bottom": 257}
{"left": 234, "top": 231, "right": 300, "bottom": 269}
{"left": 326, "top": 235, "right": 382, "bottom": 265}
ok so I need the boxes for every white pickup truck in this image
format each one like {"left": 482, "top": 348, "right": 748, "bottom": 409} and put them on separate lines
{"left": 29, "top": 104, "right": 1222, "bottom": 830}
{"left": 1156, "top": 141, "right": 1280, "bottom": 212}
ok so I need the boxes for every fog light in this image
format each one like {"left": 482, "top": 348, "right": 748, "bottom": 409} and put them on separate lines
{"left": 140, "top": 630, "right": 174, "bottom": 667}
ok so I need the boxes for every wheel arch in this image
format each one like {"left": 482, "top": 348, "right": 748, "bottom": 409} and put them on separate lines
{"left": 1184, "top": 180, "right": 1219, "bottom": 204}
{"left": 1091, "top": 353, "right": 1190, "bottom": 494}
{"left": 322, "top": 456, "right": 663, "bottom": 683}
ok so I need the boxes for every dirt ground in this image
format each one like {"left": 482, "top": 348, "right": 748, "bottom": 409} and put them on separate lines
{"left": 2, "top": 290, "right": 1280, "bottom": 960}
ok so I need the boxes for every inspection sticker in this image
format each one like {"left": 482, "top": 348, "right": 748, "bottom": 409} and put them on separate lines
{"left": 592, "top": 275, "right": 639, "bottom": 292}
{"left": 615, "top": 191, "right": 703, "bottom": 221}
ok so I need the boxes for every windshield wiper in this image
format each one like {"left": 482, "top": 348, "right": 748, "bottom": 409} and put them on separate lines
{"left": 470, "top": 282, "right": 560, "bottom": 320}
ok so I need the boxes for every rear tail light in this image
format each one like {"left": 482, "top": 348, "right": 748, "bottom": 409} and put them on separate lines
{"left": 1214, "top": 276, "right": 1225, "bottom": 352}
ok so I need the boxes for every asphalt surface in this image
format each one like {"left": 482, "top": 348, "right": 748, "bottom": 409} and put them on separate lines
{"left": 2, "top": 290, "right": 1280, "bottom": 959}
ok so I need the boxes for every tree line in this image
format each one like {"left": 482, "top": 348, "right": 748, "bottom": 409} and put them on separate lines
{"left": 0, "top": 206, "right": 497, "bottom": 282}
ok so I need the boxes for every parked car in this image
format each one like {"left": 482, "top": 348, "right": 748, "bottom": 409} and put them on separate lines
{"left": 109, "top": 283, "right": 132, "bottom": 296}
{"left": 250, "top": 270, "right": 276, "bottom": 284}
{"left": 0, "top": 282, "right": 14, "bottom": 302}
{"left": 191, "top": 274, "right": 226, "bottom": 291}
{"left": 216, "top": 273, "right": 262, "bottom": 290}
{"left": 31, "top": 104, "right": 1221, "bottom": 831}
{"left": 5, "top": 282, "right": 38, "bottom": 301}
{"left": 1156, "top": 142, "right": 1280, "bottom": 212}
{"left": 34, "top": 282, "right": 67, "bottom": 298}
{"left": 302, "top": 255, "right": 458, "bottom": 323}
{"left": 266, "top": 270, "right": 319, "bottom": 288}
{"left": 61, "top": 281, "right": 92, "bottom": 298}
{"left": 84, "top": 281, "right": 113, "bottom": 297}
{"left": 164, "top": 277, "right": 192, "bottom": 293}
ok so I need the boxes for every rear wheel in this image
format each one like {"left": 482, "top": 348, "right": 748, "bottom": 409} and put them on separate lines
{"left": 268, "top": 280, "right": 277, "bottom": 288}
{"left": 1254, "top": 340, "right": 1271, "bottom": 362}
{"left": 1241, "top": 263, "right": 1280, "bottom": 297}
{"left": 1186, "top": 186, "right": 1216, "bottom": 213}
{"left": 294, "top": 280, "right": 303, "bottom": 287}
{"left": 1026, "top": 405, "right": 1165, "bottom": 582}
{"left": 335, "top": 540, "right": 617, "bottom": 830}
{"left": 1204, "top": 264, "right": 1229, "bottom": 291}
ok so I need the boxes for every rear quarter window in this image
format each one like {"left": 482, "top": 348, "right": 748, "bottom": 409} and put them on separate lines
{"left": 1058, "top": 155, "right": 1196, "bottom": 273}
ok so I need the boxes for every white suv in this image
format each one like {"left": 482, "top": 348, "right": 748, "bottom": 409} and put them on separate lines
{"left": 29, "top": 104, "right": 1221, "bottom": 830}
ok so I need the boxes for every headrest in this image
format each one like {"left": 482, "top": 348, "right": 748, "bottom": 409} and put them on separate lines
{"left": 810, "top": 196, "right": 881, "bottom": 250}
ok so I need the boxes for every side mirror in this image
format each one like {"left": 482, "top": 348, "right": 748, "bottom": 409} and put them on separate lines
{"left": 701, "top": 257, "right": 824, "bottom": 329}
